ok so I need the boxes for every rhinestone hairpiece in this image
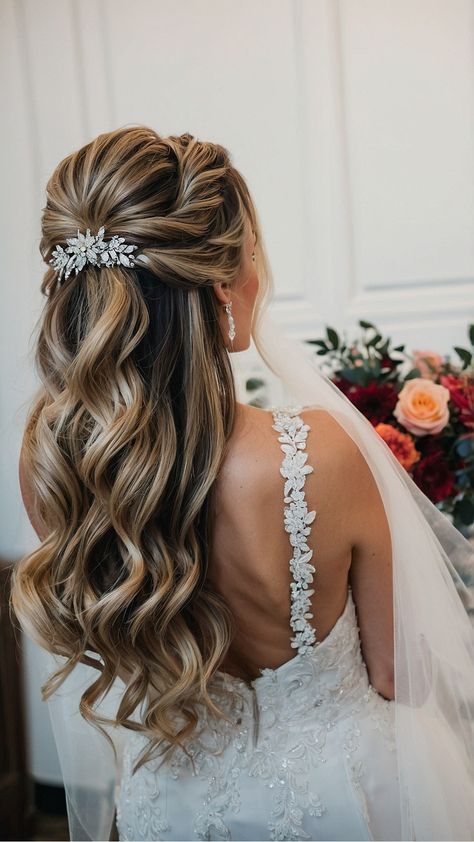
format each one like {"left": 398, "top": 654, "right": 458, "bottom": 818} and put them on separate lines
{"left": 49, "top": 226, "right": 140, "bottom": 283}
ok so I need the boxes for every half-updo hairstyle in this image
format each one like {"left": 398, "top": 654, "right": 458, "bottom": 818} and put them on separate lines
{"left": 10, "top": 125, "right": 273, "bottom": 771}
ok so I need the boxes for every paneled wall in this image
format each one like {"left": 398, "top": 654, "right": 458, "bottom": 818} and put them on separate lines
{"left": 2, "top": 0, "right": 473, "bottom": 785}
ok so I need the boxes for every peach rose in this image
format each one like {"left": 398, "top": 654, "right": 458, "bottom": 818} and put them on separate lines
{"left": 394, "top": 378, "right": 450, "bottom": 436}
{"left": 412, "top": 349, "right": 444, "bottom": 381}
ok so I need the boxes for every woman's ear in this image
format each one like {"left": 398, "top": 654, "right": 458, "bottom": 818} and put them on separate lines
{"left": 212, "top": 280, "right": 232, "bottom": 306}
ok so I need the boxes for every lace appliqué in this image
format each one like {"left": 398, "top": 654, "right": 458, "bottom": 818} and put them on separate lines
{"left": 116, "top": 682, "right": 253, "bottom": 842}
{"left": 188, "top": 721, "right": 250, "bottom": 841}
{"left": 168, "top": 680, "right": 253, "bottom": 841}
{"left": 116, "top": 739, "right": 171, "bottom": 839}
{"left": 271, "top": 405, "right": 317, "bottom": 655}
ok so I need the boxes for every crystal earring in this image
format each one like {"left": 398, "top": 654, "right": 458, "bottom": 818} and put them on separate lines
{"left": 224, "top": 301, "right": 236, "bottom": 342}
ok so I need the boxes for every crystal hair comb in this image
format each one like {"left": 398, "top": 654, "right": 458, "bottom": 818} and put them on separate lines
{"left": 49, "top": 227, "right": 140, "bottom": 283}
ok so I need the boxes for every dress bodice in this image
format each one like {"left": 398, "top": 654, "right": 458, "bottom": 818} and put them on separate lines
{"left": 215, "top": 586, "right": 377, "bottom": 736}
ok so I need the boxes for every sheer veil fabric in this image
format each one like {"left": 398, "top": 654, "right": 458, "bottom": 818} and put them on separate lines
{"left": 44, "top": 309, "right": 474, "bottom": 841}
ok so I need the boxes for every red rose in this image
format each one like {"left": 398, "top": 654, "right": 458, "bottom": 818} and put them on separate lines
{"left": 413, "top": 452, "right": 455, "bottom": 503}
{"left": 440, "top": 374, "right": 474, "bottom": 429}
{"left": 344, "top": 382, "right": 398, "bottom": 425}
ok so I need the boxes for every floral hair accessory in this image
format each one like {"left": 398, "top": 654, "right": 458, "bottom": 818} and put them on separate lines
{"left": 49, "top": 226, "right": 140, "bottom": 283}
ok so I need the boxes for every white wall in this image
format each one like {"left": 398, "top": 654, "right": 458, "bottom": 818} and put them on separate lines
{"left": 1, "top": 0, "right": 473, "bottom": 786}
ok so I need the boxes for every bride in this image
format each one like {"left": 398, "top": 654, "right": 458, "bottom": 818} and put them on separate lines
{"left": 11, "top": 125, "right": 474, "bottom": 841}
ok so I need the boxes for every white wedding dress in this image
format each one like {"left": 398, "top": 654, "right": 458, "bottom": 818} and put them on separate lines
{"left": 115, "top": 406, "right": 401, "bottom": 841}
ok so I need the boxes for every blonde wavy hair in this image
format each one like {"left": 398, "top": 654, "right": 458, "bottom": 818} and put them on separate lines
{"left": 10, "top": 125, "right": 274, "bottom": 772}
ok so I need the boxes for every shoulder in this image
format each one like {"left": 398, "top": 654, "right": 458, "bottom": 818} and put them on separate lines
{"left": 299, "top": 405, "right": 383, "bottom": 519}
{"left": 229, "top": 402, "right": 360, "bottom": 463}
{"left": 220, "top": 403, "right": 361, "bottom": 501}
{"left": 298, "top": 406, "right": 356, "bottom": 449}
{"left": 298, "top": 406, "right": 364, "bottom": 480}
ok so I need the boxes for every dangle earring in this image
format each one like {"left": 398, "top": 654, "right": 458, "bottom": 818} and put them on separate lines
{"left": 224, "top": 300, "right": 236, "bottom": 342}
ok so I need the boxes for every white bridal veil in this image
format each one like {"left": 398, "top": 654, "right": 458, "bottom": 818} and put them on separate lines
{"left": 44, "top": 309, "right": 474, "bottom": 841}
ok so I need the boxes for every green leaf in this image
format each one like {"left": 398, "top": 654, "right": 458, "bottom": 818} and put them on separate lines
{"left": 469, "top": 324, "right": 474, "bottom": 347}
{"left": 316, "top": 348, "right": 328, "bottom": 355}
{"left": 393, "top": 344, "right": 405, "bottom": 352}
{"left": 367, "top": 333, "right": 382, "bottom": 347}
{"left": 307, "top": 339, "right": 329, "bottom": 348}
{"left": 454, "top": 346, "right": 472, "bottom": 368}
{"left": 370, "top": 358, "right": 382, "bottom": 377}
{"left": 339, "top": 367, "right": 365, "bottom": 385}
{"left": 246, "top": 377, "right": 265, "bottom": 391}
{"left": 359, "top": 320, "right": 376, "bottom": 330}
{"left": 326, "top": 326, "right": 340, "bottom": 349}
{"left": 404, "top": 367, "right": 422, "bottom": 380}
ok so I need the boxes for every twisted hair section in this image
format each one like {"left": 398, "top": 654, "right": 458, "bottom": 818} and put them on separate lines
{"left": 11, "top": 125, "right": 273, "bottom": 770}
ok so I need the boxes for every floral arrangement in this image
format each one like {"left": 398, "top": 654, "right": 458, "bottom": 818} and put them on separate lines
{"left": 246, "top": 321, "right": 474, "bottom": 534}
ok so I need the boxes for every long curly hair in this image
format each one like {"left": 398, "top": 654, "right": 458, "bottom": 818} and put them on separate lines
{"left": 10, "top": 125, "right": 273, "bottom": 772}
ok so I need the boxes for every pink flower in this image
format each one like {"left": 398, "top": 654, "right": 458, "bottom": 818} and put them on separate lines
{"left": 412, "top": 349, "right": 444, "bottom": 380}
{"left": 394, "top": 378, "right": 450, "bottom": 436}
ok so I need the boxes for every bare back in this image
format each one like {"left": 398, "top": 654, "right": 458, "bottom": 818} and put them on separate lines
{"left": 208, "top": 402, "right": 395, "bottom": 698}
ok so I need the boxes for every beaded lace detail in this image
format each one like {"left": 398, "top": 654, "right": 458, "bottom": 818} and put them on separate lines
{"left": 271, "top": 405, "right": 317, "bottom": 654}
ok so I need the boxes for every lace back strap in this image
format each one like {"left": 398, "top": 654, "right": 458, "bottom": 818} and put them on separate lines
{"left": 271, "top": 405, "right": 317, "bottom": 655}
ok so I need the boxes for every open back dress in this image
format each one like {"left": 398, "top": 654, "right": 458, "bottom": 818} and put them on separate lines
{"left": 115, "top": 405, "right": 401, "bottom": 841}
